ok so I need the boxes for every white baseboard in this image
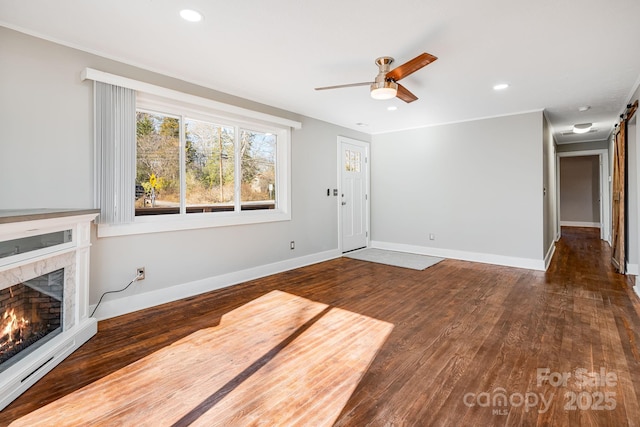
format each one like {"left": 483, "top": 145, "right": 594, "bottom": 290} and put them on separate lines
{"left": 560, "top": 221, "right": 601, "bottom": 228}
{"left": 90, "top": 249, "right": 341, "bottom": 321}
{"left": 544, "top": 243, "right": 556, "bottom": 270}
{"left": 370, "top": 241, "right": 546, "bottom": 271}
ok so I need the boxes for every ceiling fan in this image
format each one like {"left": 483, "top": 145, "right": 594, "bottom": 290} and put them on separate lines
{"left": 315, "top": 52, "right": 437, "bottom": 103}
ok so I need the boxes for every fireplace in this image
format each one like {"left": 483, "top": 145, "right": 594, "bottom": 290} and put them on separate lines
{"left": 0, "top": 209, "right": 99, "bottom": 410}
{"left": 0, "top": 269, "right": 64, "bottom": 373}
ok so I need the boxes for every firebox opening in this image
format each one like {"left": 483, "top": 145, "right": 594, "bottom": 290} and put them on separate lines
{"left": 0, "top": 268, "right": 64, "bottom": 374}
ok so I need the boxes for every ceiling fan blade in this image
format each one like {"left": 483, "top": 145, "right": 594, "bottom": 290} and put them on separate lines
{"left": 386, "top": 52, "right": 437, "bottom": 82}
{"left": 315, "top": 82, "right": 373, "bottom": 91}
{"left": 396, "top": 83, "right": 418, "bottom": 103}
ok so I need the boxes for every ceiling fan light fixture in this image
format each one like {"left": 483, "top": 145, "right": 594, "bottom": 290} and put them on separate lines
{"left": 370, "top": 81, "right": 398, "bottom": 100}
{"left": 573, "top": 123, "right": 592, "bottom": 134}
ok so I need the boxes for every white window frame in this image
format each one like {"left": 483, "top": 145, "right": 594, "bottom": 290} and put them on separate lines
{"left": 82, "top": 68, "right": 300, "bottom": 238}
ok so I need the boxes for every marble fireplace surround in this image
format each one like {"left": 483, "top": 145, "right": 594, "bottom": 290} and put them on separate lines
{"left": 0, "top": 209, "right": 99, "bottom": 411}
{"left": 1, "top": 252, "right": 77, "bottom": 334}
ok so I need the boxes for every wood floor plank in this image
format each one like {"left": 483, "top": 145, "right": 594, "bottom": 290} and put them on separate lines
{"left": 195, "top": 307, "right": 392, "bottom": 426}
{"left": 8, "top": 291, "right": 331, "bottom": 426}
{"left": 2, "top": 226, "right": 640, "bottom": 426}
{"left": 7, "top": 292, "right": 393, "bottom": 426}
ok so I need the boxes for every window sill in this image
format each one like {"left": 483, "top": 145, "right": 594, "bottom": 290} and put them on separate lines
{"left": 96, "top": 209, "right": 291, "bottom": 238}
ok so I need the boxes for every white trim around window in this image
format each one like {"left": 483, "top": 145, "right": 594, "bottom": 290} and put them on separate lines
{"left": 82, "top": 68, "right": 302, "bottom": 130}
{"left": 97, "top": 207, "right": 291, "bottom": 237}
{"left": 83, "top": 69, "right": 299, "bottom": 238}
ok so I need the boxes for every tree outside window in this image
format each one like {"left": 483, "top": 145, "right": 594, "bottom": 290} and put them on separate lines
{"left": 135, "top": 111, "right": 277, "bottom": 215}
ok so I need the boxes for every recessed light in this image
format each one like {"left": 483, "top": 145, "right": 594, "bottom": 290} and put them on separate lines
{"left": 387, "top": 106, "right": 398, "bottom": 111}
{"left": 180, "top": 9, "right": 203, "bottom": 22}
{"left": 573, "top": 123, "right": 592, "bottom": 134}
{"left": 355, "top": 122, "right": 369, "bottom": 127}
{"left": 493, "top": 83, "right": 509, "bottom": 91}
{"left": 578, "top": 105, "right": 591, "bottom": 112}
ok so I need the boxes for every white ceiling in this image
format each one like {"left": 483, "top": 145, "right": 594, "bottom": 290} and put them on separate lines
{"left": 2, "top": 0, "right": 639, "bottom": 143}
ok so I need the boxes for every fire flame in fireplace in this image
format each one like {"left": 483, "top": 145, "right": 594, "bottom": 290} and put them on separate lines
{"left": 1, "top": 308, "right": 30, "bottom": 349}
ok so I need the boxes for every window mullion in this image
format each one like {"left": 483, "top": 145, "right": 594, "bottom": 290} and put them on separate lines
{"left": 234, "top": 125, "right": 241, "bottom": 212}
{"left": 180, "top": 114, "right": 187, "bottom": 215}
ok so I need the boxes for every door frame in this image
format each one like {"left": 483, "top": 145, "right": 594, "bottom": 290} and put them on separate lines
{"left": 556, "top": 149, "right": 610, "bottom": 243}
{"left": 337, "top": 136, "right": 370, "bottom": 253}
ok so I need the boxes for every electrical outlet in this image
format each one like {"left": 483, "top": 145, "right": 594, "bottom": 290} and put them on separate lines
{"left": 137, "top": 267, "right": 146, "bottom": 280}
{"left": 290, "top": 241, "right": 295, "bottom": 250}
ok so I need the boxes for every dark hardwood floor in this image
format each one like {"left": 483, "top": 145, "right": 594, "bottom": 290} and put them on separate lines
{"left": 2, "top": 227, "right": 640, "bottom": 426}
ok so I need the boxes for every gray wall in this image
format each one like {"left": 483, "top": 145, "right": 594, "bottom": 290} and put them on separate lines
{"left": 559, "top": 156, "right": 600, "bottom": 223}
{"left": 543, "top": 113, "right": 558, "bottom": 257}
{"left": 0, "top": 27, "right": 370, "bottom": 306}
{"left": 627, "top": 84, "right": 639, "bottom": 270}
{"left": 635, "top": 105, "right": 640, "bottom": 285}
{"left": 370, "top": 111, "right": 544, "bottom": 262}
{"left": 557, "top": 140, "right": 609, "bottom": 152}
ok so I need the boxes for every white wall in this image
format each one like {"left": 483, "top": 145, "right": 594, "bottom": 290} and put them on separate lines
{"left": 0, "top": 27, "right": 370, "bottom": 317}
{"left": 370, "top": 111, "right": 545, "bottom": 269}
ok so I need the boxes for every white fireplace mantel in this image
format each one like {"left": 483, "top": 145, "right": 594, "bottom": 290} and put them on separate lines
{"left": 0, "top": 209, "right": 99, "bottom": 411}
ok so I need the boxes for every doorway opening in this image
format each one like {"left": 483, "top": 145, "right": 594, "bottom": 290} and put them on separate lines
{"left": 556, "top": 149, "right": 610, "bottom": 243}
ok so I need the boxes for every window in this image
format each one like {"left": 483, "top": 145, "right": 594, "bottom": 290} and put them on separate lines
{"left": 344, "top": 149, "right": 361, "bottom": 172}
{"left": 85, "top": 68, "right": 299, "bottom": 237}
{"left": 185, "top": 119, "right": 235, "bottom": 212}
{"left": 134, "top": 95, "right": 289, "bottom": 221}
{"left": 135, "top": 109, "right": 280, "bottom": 216}
{"left": 136, "top": 111, "right": 181, "bottom": 214}
{"left": 135, "top": 112, "right": 239, "bottom": 215}
{"left": 240, "top": 129, "right": 276, "bottom": 210}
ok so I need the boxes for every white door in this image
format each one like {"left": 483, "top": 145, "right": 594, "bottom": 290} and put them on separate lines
{"left": 340, "top": 138, "right": 369, "bottom": 252}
